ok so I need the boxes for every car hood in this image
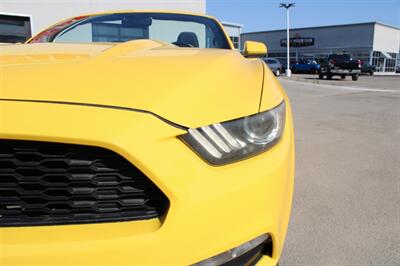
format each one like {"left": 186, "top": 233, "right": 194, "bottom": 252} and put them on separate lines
{"left": 0, "top": 41, "right": 265, "bottom": 128}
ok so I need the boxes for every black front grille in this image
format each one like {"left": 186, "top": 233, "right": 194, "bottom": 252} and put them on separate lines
{"left": 0, "top": 140, "right": 169, "bottom": 226}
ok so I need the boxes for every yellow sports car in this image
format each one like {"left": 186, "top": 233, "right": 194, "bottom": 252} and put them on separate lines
{"left": 0, "top": 11, "right": 294, "bottom": 266}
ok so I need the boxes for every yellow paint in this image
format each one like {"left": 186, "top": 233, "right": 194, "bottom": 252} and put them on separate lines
{"left": 243, "top": 41, "right": 268, "bottom": 57}
{"left": 0, "top": 11, "right": 294, "bottom": 265}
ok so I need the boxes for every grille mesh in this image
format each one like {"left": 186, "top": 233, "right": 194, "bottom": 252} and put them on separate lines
{"left": 0, "top": 140, "right": 168, "bottom": 226}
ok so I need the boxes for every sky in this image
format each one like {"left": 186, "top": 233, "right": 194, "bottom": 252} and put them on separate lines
{"left": 207, "top": 0, "right": 400, "bottom": 33}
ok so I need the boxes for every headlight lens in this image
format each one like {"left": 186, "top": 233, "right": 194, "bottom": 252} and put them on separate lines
{"left": 180, "top": 101, "right": 285, "bottom": 165}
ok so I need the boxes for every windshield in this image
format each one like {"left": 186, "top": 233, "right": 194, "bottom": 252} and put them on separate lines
{"left": 328, "top": 54, "right": 351, "bottom": 62}
{"left": 29, "top": 13, "right": 231, "bottom": 49}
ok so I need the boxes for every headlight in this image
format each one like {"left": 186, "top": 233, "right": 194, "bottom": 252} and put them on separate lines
{"left": 180, "top": 101, "right": 285, "bottom": 165}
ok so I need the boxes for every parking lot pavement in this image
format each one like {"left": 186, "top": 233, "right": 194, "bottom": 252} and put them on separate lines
{"left": 278, "top": 76, "right": 400, "bottom": 265}
{"left": 281, "top": 73, "right": 400, "bottom": 92}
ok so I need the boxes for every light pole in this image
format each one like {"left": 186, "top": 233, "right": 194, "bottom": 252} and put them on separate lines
{"left": 280, "top": 3, "right": 295, "bottom": 77}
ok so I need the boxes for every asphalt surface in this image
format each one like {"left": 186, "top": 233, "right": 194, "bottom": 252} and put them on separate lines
{"left": 278, "top": 75, "right": 400, "bottom": 265}
{"left": 282, "top": 73, "right": 400, "bottom": 92}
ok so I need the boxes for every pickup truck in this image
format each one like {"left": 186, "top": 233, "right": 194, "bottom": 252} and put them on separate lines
{"left": 318, "top": 54, "right": 361, "bottom": 81}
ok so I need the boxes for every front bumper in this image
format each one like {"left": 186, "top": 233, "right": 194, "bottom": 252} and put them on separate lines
{"left": 0, "top": 99, "right": 294, "bottom": 265}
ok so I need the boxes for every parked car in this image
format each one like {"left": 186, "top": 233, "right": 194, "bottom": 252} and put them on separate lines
{"left": 319, "top": 53, "right": 362, "bottom": 80}
{"left": 263, "top": 57, "right": 282, "bottom": 76}
{"left": 361, "top": 62, "right": 376, "bottom": 75}
{"left": 396, "top": 65, "right": 400, "bottom": 73}
{"left": 291, "top": 59, "right": 320, "bottom": 74}
{"left": 0, "top": 11, "right": 295, "bottom": 266}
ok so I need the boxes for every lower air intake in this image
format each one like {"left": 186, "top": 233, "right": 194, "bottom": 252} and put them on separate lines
{"left": 0, "top": 140, "right": 168, "bottom": 226}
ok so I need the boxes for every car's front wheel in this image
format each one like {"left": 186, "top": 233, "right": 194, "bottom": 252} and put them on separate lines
{"left": 352, "top": 74, "right": 359, "bottom": 81}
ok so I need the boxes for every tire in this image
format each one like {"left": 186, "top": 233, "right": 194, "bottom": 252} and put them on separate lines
{"left": 341, "top": 75, "right": 346, "bottom": 80}
{"left": 352, "top": 74, "right": 359, "bottom": 81}
{"left": 311, "top": 68, "right": 317, "bottom": 74}
{"left": 327, "top": 73, "right": 333, "bottom": 80}
{"left": 370, "top": 71, "right": 374, "bottom": 76}
{"left": 318, "top": 72, "right": 324, "bottom": 79}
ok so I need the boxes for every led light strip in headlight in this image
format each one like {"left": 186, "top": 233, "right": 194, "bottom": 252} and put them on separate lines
{"left": 180, "top": 101, "right": 285, "bottom": 165}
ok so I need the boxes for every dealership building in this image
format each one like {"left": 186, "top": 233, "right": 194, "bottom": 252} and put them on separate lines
{"left": 242, "top": 22, "right": 400, "bottom": 72}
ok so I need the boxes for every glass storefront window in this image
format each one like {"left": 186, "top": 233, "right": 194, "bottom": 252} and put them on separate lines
{"left": 371, "top": 51, "right": 398, "bottom": 72}
{"left": 0, "top": 14, "right": 31, "bottom": 43}
{"left": 230, "top": 36, "right": 239, "bottom": 49}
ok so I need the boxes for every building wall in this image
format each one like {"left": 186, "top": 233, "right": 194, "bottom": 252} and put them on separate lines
{"left": 223, "top": 24, "right": 241, "bottom": 38}
{"left": 373, "top": 23, "right": 400, "bottom": 53}
{"left": 0, "top": 0, "right": 206, "bottom": 34}
{"left": 242, "top": 23, "right": 375, "bottom": 53}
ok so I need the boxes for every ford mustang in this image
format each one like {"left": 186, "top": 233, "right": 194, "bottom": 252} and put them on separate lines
{"left": 0, "top": 11, "right": 294, "bottom": 266}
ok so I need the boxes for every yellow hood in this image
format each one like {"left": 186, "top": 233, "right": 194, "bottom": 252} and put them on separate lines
{"left": 0, "top": 41, "right": 266, "bottom": 128}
